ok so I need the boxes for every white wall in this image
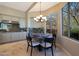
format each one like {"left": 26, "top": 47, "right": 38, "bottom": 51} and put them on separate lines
{"left": 0, "top": 5, "right": 25, "bottom": 18}
{"left": 61, "top": 36, "right": 79, "bottom": 56}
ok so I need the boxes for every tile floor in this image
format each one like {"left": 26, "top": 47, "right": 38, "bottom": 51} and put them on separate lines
{"left": 0, "top": 40, "right": 68, "bottom": 56}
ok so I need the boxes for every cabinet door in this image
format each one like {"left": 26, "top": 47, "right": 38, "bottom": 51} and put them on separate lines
{"left": 1, "top": 33, "right": 11, "bottom": 43}
{"left": 0, "top": 33, "right": 3, "bottom": 43}
{"left": 11, "top": 32, "right": 18, "bottom": 41}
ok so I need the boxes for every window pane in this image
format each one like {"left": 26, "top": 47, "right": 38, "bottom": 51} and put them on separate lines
{"left": 62, "top": 11, "right": 68, "bottom": 25}
{"left": 46, "top": 13, "right": 57, "bottom": 33}
{"left": 62, "top": 3, "right": 69, "bottom": 37}
{"left": 70, "top": 10, "right": 79, "bottom": 40}
{"left": 62, "top": 2, "right": 79, "bottom": 40}
{"left": 63, "top": 26, "right": 69, "bottom": 36}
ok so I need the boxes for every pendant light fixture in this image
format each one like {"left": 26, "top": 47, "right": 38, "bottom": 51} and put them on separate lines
{"left": 34, "top": 2, "right": 47, "bottom": 22}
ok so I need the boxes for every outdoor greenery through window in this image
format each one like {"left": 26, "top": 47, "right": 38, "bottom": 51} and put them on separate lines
{"left": 62, "top": 2, "right": 79, "bottom": 40}
{"left": 46, "top": 13, "right": 57, "bottom": 33}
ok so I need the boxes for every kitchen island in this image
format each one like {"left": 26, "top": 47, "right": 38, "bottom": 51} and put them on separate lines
{"left": 0, "top": 32, "right": 26, "bottom": 44}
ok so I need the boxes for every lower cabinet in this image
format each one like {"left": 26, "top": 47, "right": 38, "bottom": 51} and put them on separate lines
{"left": 0, "top": 32, "right": 26, "bottom": 43}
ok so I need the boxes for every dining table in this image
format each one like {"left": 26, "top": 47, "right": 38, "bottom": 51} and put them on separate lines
{"left": 32, "top": 33, "right": 53, "bottom": 39}
{"left": 31, "top": 33, "right": 54, "bottom": 51}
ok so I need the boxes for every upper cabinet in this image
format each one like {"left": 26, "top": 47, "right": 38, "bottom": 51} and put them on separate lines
{"left": 0, "top": 14, "right": 19, "bottom": 21}
{"left": 0, "top": 14, "right": 26, "bottom": 32}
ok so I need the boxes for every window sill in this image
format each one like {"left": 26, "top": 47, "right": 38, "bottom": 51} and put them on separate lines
{"left": 62, "top": 35, "right": 79, "bottom": 44}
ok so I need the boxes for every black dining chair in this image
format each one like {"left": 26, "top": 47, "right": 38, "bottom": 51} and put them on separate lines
{"left": 40, "top": 37, "right": 54, "bottom": 56}
{"left": 52, "top": 30, "right": 57, "bottom": 49}
{"left": 52, "top": 33, "right": 56, "bottom": 48}
{"left": 26, "top": 33, "right": 40, "bottom": 56}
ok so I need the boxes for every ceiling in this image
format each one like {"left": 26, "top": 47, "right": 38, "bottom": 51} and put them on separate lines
{"left": 29, "top": 2, "right": 59, "bottom": 12}
{"left": 0, "top": 2, "right": 59, "bottom": 12}
{"left": 0, "top": 2, "right": 34, "bottom": 12}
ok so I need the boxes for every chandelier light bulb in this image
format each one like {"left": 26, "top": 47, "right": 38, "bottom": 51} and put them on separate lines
{"left": 45, "top": 19, "right": 47, "bottom": 21}
{"left": 40, "top": 15, "right": 43, "bottom": 17}
{"left": 34, "top": 18, "right": 39, "bottom": 22}
{"left": 35, "top": 19, "right": 39, "bottom": 22}
{"left": 34, "top": 18, "right": 37, "bottom": 20}
{"left": 36, "top": 16, "right": 40, "bottom": 19}
{"left": 41, "top": 19, "right": 44, "bottom": 22}
{"left": 42, "top": 17, "right": 47, "bottom": 21}
{"left": 42, "top": 17, "right": 46, "bottom": 19}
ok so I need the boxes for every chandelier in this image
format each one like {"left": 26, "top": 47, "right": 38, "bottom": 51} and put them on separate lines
{"left": 34, "top": 2, "right": 47, "bottom": 22}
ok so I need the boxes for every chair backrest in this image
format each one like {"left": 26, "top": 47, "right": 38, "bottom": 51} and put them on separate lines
{"left": 26, "top": 33, "right": 32, "bottom": 43}
{"left": 52, "top": 29, "right": 57, "bottom": 39}
{"left": 44, "top": 37, "right": 54, "bottom": 43}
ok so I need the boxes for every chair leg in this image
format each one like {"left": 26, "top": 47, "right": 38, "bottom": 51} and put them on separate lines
{"left": 30, "top": 47, "right": 33, "bottom": 56}
{"left": 27, "top": 45, "right": 29, "bottom": 52}
{"left": 45, "top": 48, "right": 46, "bottom": 56}
{"left": 45, "top": 42, "right": 46, "bottom": 56}
{"left": 51, "top": 46, "right": 54, "bottom": 56}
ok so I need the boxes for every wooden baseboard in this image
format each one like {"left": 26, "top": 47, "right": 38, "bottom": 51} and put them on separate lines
{"left": 0, "top": 39, "right": 26, "bottom": 45}
{"left": 56, "top": 43, "right": 71, "bottom": 56}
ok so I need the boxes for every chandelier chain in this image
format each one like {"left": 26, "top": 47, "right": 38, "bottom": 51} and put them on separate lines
{"left": 40, "top": 2, "right": 41, "bottom": 15}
